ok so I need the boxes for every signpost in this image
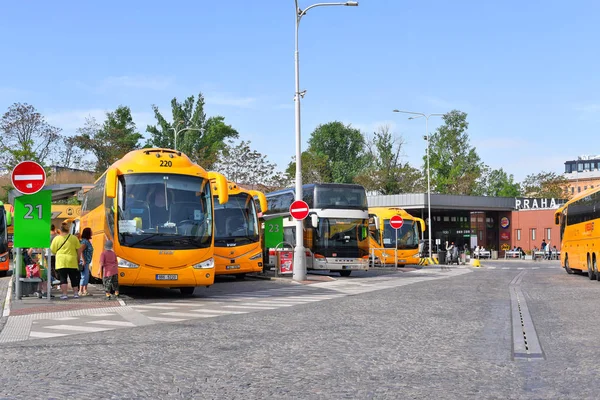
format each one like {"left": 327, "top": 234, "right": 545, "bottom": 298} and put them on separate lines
{"left": 289, "top": 200, "right": 309, "bottom": 221}
{"left": 11, "top": 161, "right": 51, "bottom": 301}
{"left": 389, "top": 215, "right": 404, "bottom": 268}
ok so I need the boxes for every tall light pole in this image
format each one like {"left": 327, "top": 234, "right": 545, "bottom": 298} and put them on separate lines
{"left": 293, "top": 0, "right": 358, "bottom": 282}
{"left": 169, "top": 120, "right": 203, "bottom": 151}
{"left": 392, "top": 109, "right": 444, "bottom": 258}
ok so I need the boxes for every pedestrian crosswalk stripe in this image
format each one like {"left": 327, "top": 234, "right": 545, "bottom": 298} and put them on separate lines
{"left": 29, "top": 331, "right": 70, "bottom": 338}
{"left": 223, "top": 305, "right": 277, "bottom": 310}
{"left": 148, "top": 316, "right": 186, "bottom": 322}
{"left": 131, "top": 305, "right": 177, "bottom": 310}
{"left": 88, "top": 320, "right": 136, "bottom": 327}
{"left": 48, "top": 324, "right": 112, "bottom": 333}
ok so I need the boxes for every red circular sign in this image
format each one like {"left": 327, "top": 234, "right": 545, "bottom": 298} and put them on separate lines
{"left": 289, "top": 200, "right": 310, "bottom": 220}
{"left": 11, "top": 161, "right": 46, "bottom": 195}
{"left": 390, "top": 215, "right": 404, "bottom": 229}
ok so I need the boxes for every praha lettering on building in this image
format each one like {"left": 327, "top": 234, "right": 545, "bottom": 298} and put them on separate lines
{"left": 515, "top": 198, "right": 565, "bottom": 210}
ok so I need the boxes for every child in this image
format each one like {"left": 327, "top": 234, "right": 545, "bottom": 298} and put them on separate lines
{"left": 100, "top": 240, "right": 119, "bottom": 300}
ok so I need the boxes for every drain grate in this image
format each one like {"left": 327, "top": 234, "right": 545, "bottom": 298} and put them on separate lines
{"left": 510, "top": 271, "right": 544, "bottom": 360}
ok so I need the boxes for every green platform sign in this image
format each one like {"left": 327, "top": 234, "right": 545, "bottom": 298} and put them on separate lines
{"left": 13, "top": 190, "right": 52, "bottom": 248}
{"left": 264, "top": 216, "right": 284, "bottom": 249}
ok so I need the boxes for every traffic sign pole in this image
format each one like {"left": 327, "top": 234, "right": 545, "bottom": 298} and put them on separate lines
{"left": 289, "top": 200, "right": 309, "bottom": 282}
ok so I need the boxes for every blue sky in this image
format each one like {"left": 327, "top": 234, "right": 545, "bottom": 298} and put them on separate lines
{"left": 1, "top": 0, "right": 599, "bottom": 182}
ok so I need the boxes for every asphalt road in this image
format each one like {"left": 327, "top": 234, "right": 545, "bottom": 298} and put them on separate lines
{"left": 1, "top": 261, "right": 599, "bottom": 399}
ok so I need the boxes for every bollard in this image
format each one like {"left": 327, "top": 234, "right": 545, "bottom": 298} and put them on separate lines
{"left": 46, "top": 248, "right": 52, "bottom": 301}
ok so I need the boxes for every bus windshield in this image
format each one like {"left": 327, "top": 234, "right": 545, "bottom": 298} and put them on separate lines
{"left": 314, "top": 218, "right": 369, "bottom": 258}
{"left": 214, "top": 193, "right": 259, "bottom": 246}
{"left": 117, "top": 173, "right": 212, "bottom": 250}
{"left": 382, "top": 220, "right": 419, "bottom": 250}
{"left": 0, "top": 210, "right": 6, "bottom": 254}
{"left": 314, "top": 186, "right": 368, "bottom": 210}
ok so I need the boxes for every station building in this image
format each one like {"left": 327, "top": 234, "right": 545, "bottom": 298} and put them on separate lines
{"left": 367, "top": 193, "right": 566, "bottom": 256}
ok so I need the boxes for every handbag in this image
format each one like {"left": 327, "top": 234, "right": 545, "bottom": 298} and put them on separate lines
{"left": 26, "top": 263, "right": 41, "bottom": 279}
{"left": 78, "top": 260, "right": 85, "bottom": 272}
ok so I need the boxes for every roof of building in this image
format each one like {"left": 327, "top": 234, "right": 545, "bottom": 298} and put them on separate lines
{"left": 8, "top": 183, "right": 93, "bottom": 203}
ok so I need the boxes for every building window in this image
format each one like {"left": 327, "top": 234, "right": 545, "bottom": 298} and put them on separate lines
{"left": 585, "top": 162, "right": 591, "bottom": 171}
{"left": 585, "top": 186, "right": 588, "bottom": 190}
{"left": 531, "top": 228, "right": 536, "bottom": 241}
{"left": 578, "top": 163, "right": 584, "bottom": 172}
{"left": 578, "top": 187, "right": 581, "bottom": 193}
{"left": 516, "top": 229, "right": 521, "bottom": 241}
{"left": 592, "top": 185, "right": 595, "bottom": 189}
{"left": 571, "top": 187, "right": 575, "bottom": 194}
{"left": 546, "top": 228, "right": 551, "bottom": 240}
{"left": 565, "top": 164, "right": 571, "bottom": 173}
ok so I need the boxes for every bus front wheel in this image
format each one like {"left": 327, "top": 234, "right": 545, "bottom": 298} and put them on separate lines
{"left": 565, "top": 255, "right": 573, "bottom": 274}
{"left": 179, "top": 287, "right": 195, "bottom": 296}
{"left": 339, "top": 270, "right": 352, "bottom": 277}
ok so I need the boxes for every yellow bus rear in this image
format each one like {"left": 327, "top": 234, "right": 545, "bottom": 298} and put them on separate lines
{"left": 555, "top": 187, "right": 600, "bottom": 278}
{"left": 79, "top": 148, "right": 228, "bottom": 294}
{"left": 0, "top": 202, "right": 10, "bottom": 275}
{"left": 368, "top": 207, "right": 425, "bottom": 266}
{"left": 212, "top": 181, "right": 267, "bottom": 278}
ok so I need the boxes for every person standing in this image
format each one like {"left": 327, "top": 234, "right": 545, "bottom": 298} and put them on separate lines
{"left": 78, "top": 228, "right": 94, "bottom": 296}
{"left": 100, "top": 240, "right": 119, "bottom": 300}
{"left": 50, "top": 222, "right": 82, "bottom": 300}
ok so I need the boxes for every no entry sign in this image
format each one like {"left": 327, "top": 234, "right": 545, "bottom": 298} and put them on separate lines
{"left": 289, "top": 200, "right": 309, "bottom": 220}
{"left": 11, "top": 161, "right": 46, "bottom": 195}
{"left": 390, "top": 215, "right": 404, "bottom": 230}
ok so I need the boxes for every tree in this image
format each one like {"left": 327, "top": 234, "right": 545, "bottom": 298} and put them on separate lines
{"left": 51, "top": 136, "right": 91, "bottom": 170}
{"left": 303, "top": 121, "right": 369, "bottom": 184}
{"left": 427, "top": 110, "right": 484, "bottom": 195}
{"left": 480, "top": 167, "right": 522, "bottom": 197}
{"left": 285, "top": 150, "right": 332, "bottom": 185}
{"left": 74, "top": 106, "right": 142, "bottom": 173}
{"left": 146, "top": 93, "right": 238, "bottom": 169}
{"left": 521, "top": 171, "right": 569, "bottom": 198}
{"left": 0, "top": 103, "right": 60, "bottom": 170}
{"left": 354, "top": 125, "right": 424, "bottom": 194}
{"left": 213, "top": 140, "right": 288, "bottom": 187}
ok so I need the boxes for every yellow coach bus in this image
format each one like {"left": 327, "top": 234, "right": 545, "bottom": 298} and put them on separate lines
{"left": 79, "top": 148, "right": 228, "bottom": 294}
{"left": 555, "top": 187, "right": 600, "bottom": 279}
{"left": 212, "top": 180, "right": 267, "bottom": 278}
{"left": 368, "top": 207, "right": 425, "bottom": 266}
{"left": 0, "top": 202, "right": 11, "bottom": 276}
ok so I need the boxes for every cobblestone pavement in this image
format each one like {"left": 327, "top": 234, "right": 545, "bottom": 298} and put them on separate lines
{"left": 0, "top": 267, "right": 469, "bottom": 343}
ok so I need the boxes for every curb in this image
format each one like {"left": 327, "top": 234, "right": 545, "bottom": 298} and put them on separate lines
{"left": 2, "top": 274, "right": 14, "bottom": 318}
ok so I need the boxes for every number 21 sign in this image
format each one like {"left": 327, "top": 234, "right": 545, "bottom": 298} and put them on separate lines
{"left": 14, "top": 190, "right": 52, "bottom": 248}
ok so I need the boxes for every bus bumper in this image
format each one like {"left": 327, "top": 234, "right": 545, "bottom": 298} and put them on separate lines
{"left": 311, "top": 257, "right": 369, "bottom": 271}
{"left": 215, "top": 260, "right": 262, "bottom": 276}
{"left": 117, "top": 266, "right": 215, "bottom": 287}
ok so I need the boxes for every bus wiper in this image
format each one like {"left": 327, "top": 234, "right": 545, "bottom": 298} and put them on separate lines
{"left": 235, "top": 235, "right": 259, "bottom": 243}
{"left": 129, "top": 233, "right": 176, "bottom": 248}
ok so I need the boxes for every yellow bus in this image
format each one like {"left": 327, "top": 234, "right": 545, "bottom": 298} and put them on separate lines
{"left": 0, "top": 202, "right": 11, "bottom": 276}
{"left": 79, "top": 148, "right": 228, "bottom": 294}
{"left": 555, "top": 187, "right": 600, "bottom": 279}
{"left": 368, "top": 207, "right": 425, "bottom": 266}
{"left": 212, "top": 180, "right": 267, "bottom": 278}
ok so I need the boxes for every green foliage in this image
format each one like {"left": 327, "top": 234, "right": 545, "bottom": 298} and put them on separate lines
{"left": 300, "top": 121, "right": 368, "bottom": 184}
{"left": 286, "top": 150, "right": 332, "bottom": 184}
{"left": 427, "top": 110, "right": 484, "bottom": 195}
{"left": 480, "top": 167, "right": 522, "bottom": 197}
{"left": 213, "top": 140, "right": 288, "bottom": 187}
{"left": 0, "top": 103, "right": 60, "bottom": 170}
{"left": 74, "top": 106, "right": 142, "bottom": 173}
{"left": 145, "top": 93, "right": 238, "bottom": 170}
{"left": 355, "top": 125, "right": 424, "bottom": 194}
{"left": 521, "top": 171, "right": 569, "bottom": 199}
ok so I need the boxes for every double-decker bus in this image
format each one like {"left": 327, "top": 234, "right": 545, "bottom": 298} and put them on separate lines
{"left": 212, "top": 180, "right": 267, "bottom": 278}
{"left": 555, "top": 187, "right": 600, "bottom": 279}
{"left": 0, "top": 202, "right": 11, "bottom": 276}
{"left": 263, "top": 183, "right": 369, "bottom": 277}
{"left": 79, "top": 148, "right": 228, "bottom": 294}
{"left": 368, "top": 207, "right": 425, "bottom": 266}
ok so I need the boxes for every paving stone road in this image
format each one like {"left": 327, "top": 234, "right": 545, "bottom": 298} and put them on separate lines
{"left": 3, "top": 260, "right": 598, "bottom": 399}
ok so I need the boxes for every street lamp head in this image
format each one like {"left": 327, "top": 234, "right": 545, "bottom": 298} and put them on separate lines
{"left": 392, "top": 109, "right": 400, "bottom": 113}
{"left": 345, "top": 1, "right": 359, "bottom": 6}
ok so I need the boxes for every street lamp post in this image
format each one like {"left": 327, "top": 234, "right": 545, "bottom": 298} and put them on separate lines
{"left": 392, "top": 109, "right": 444, "bottom": 258}
{"left": 293, "top": 0, "right": 358, "bottom": 282}
{"left": 169, "top": 121, "right": 203, "bottom": 151}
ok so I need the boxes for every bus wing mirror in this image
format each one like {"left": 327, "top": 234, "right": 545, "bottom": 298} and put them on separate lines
{"left": 311, "top": 214, "right": 318, "bottom": 229}
{"left": 249, "top": 190, "right": 268, "bottom": 213}
{"left": 106, "top": 168, "right": 118, "bottom": 199}
{"left": 555, "top": 214, "right": 560, "bottom": 225}
{"left": 208, "top": 171, "right": 229, "bottom": 204}
{"left": 6, "top": 210, "right": 11, "bottom": 226}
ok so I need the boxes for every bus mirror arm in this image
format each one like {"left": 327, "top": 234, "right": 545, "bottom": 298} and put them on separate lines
{"left": 310, "top": 213, "right": 318, "bottom": 229}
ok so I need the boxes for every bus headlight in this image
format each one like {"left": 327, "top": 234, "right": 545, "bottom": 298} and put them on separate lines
{"left": 117, "top": 258, "right": 139, "bottom": 269}
{"left": 193, "top": 258, "right": 214, "bottom": 269}
{"left": 249, "top": 253, "right": 262, "bottom": 260}
{"left": 0, "top": 255, "right": 6, "bottom": 262}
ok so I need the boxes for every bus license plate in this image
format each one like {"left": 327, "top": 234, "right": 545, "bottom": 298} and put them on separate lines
{"left": 226, "top": 265, "right": 240, "bottom": 270}
{"left": 156, "top": 274, "right": 178, "bottom": 280}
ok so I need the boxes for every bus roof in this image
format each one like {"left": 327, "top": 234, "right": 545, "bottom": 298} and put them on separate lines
{"left": 368, "top": 206, "right": 421, "bottom": 221}
{"left": 266, "top": 183, "right": 366, "bottom": 197}
{"left": 560, "top": 186, "right": 600, "bottom": 209}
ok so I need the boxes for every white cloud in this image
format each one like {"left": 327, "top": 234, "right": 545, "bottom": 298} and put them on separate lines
{"left": 206, "top": 93, "right": 257, "bottom": 108}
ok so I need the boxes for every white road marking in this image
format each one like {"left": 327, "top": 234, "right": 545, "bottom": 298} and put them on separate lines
{"left": 189, "top": 309, "right": 246, "bottom": 315}
{"left": 53, "top": 317, "right": 79, "bottom": 321}
{"left": 148, "top": 316, "right": 186, "bottom": 322}
{"left": 87, "top": 320, "right": 136, "bottom": 327}
{"left": 29, "top": 331, "right": 70, "bottom": 338}
{"left": 47, "top": 324, "right": 113, "bottom": 333}
{"left": 131, "top": 305, "right": 177, "bottom": 310}
{"left": 222, "top": 305, "right": 277, "bottom": 310}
